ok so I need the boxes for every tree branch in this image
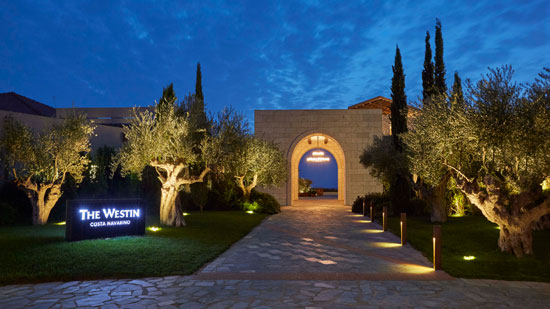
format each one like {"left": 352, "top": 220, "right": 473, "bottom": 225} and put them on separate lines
{"left": 441, "top": 161, "right": 473, "bottom": 183}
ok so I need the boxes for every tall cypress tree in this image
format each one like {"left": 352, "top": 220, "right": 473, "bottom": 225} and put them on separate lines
{"left": 422, "top": 31, "right": 435, "bottom": 102}
{"left": 190, "top": 62, "right": 208, "bottom": 133}
{"left": 195, "top": 62, "right": 203, "bottom": 103}
{"left": 390, "top": 46, "right": 412, "bottom": 214}
{"left": 390, "top": 45, "right": 408, "bottom": 152}
{"left": 450, "top": 71, "right": 464, "bottom": 107}
{"left": 434, "top": 18, "right": 447, "bottom": 95}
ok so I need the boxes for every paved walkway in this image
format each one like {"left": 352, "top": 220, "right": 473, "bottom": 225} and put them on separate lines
{"left": 1, "top": 200, "right": 549, "bottom": 308}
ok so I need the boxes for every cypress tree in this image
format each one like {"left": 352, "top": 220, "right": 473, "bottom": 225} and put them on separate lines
{"left": 390, "top": 46, "right": 412, "bottom": 214}
{"left": 434, "top": 18, "right": 447, "bottom": 95}
{"left": 195, "top": 62, "right": 203, "bottom": 103}
{"left": 191, "top": 62, "right": 207, "bottom": 130}
{"left": 158, "top": 83, "right": 176, "bottom": 119}
{"left": 450, "top": 71, "right": 464, "bottom": 107}
{"left": 422, "top": 31, "right": 435, "bottom": 102}
{"left": 390, "top": 45, "right": 408, "bottom": 152}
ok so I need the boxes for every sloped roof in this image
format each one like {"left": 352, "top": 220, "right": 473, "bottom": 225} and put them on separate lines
{"left": 348, "top": 96, "right": 420, "bottom": 115}
{"left": 348, "top": 96, "right": 393, "bottom": 114}
{"left": 0, "top": 92, "right": 56, "bottom": 117}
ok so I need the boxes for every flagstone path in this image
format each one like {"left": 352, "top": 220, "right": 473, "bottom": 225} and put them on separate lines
{"left": 1, "top": 199, "right": 549, "bottom": 308}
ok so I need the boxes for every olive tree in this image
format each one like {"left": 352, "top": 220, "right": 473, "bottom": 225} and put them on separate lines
{"left": 113, "top": 97, "right": 216, "bottom": 227}
{"left": 0, "top": 115, "right": 94, "bottom": 224}
{"left": 402, "top": 66, "right": 550, "bottom": 257}
{"left": 205, "top": 108, "right": 287, "bottom": 201}
{"left": 231, "top": 137, "right": 286, "bottom": 201}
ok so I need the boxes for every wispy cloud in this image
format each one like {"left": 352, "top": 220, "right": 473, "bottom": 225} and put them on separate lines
{"left": 0, "top": 0, "right": 548, "bottom": 123}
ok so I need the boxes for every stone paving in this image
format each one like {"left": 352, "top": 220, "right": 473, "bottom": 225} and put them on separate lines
{"left": 1, "top": 199, "right": 549, "bottom": 308}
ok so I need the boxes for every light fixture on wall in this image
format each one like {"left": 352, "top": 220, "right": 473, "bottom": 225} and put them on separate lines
{"left": 306, "top": 136, "right": 330, "bottom": 163}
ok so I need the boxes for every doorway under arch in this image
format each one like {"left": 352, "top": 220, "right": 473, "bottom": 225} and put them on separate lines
{"left": 290, "top": 133, "right": 345, "bottom": 205}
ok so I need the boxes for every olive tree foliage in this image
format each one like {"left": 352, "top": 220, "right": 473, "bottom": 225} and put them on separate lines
{"left": 0, "top": 115, "right": 94, "bottom": 224}
{"left": 112, "top": 98, "right": 216, "bottom": 227}
{"left": 230, "top": 137, "right": 287, "bottom": 201}
{"left": 202, "top": 108, "right": 286, "bottom": 201}
{"left": 402, "top": 66, "right": 550, "bottom": 257}
{"left": 359, "top": 135, "right": 408, "bottom": 193}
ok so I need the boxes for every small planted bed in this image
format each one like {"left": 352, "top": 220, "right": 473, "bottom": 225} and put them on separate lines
{"left": 385, "top": 215, "right": 550, "bottom": 282}
{"left": 0, "top": 211, "right": 267, "bottom": 285}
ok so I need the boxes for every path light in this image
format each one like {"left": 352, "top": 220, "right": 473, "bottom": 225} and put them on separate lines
{"left": 54, "top": 221, "right": 66, "bottom": 225}
{"left": 373, "top": 242, "right": 401, "bottom": 248}
{"left": 463, "top": 256, "right": 476, "bottom": 261}
{"left": 246, "top": 210, "right": 254, "bottom": 214}
{"left": 148, "top": 226, "right": 161, "bottom": 232}
{"left": 370, "top": 201, "right": 373, "bottom": 222}
{"left": 183, "top": 212, "right": 190, "bottom": 216}
{"left": 400, "top": 213, "right": 407, "bottom": 246}
{"left": 433, "top": 225, "right": 442, "bottom": 270}
{"left": 361, "top": 229, "right": 383, "bottom": 233}
{"left": 362, "top": 198, "right": 367, "bottom": 217}
{"left": 382, "top": 207, "right": 387, "bottom": 231}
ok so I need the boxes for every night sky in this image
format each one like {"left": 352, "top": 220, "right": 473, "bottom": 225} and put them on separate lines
{"left": 1, "top": 1, "right": 549, "bottom": 127}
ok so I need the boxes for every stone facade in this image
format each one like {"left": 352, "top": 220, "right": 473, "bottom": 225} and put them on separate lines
{"left": 254, "top": 109, "right": 383, "bottom": 206}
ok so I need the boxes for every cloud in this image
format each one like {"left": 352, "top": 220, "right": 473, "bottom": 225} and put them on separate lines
{"left": 1, "top": 0, "right": 548, "bottom": 125}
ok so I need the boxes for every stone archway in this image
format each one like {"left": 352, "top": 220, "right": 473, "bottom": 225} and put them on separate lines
{"left": 289, "top": 133, "right": 345, "bottom": 205}
{"left": 254, "top": 109, "right": 383, "bottom": 206}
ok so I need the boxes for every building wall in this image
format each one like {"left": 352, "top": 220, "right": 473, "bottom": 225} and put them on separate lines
{"left": 0, "top": 111, "right": 124, "bottom": 151}
{"left": 254, "top": 109, "right": 383, "bottom": 206}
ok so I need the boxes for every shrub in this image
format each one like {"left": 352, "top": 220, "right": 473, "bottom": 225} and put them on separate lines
{"left": 0, "top": 183, "right": 32, "bottom": 225}
{"left": 408, "top": 197, "right": 429, "bottom": 216}
{"left": 242, "top": 201, "right": 260, "bottom": 212}
{"left": 205, "top": 178, "right": 242, "bottom": 211}
{"left": 352, "top": 192, "right": 390, "bottom": 215}
{"left": 249, "top": 190, "right": 281, "bottom": 214}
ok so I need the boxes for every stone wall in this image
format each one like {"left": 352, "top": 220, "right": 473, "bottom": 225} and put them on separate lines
{"left": 0, "top": 110, "right": 124, "bottom": 152}
{"left": 254, "top": 109, "right": 383, "bottom": 206}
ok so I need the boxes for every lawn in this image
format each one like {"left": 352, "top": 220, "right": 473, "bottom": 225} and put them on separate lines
{"left": 0, "top": 211, "right": 267, "bottom": 286}
{"left": 384, "top": 215, "right": 550, "bottom": 282}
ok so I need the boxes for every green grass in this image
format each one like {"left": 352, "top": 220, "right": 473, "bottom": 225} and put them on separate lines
{"left": 384, "top": 215, "right": 550, "bottom": 282}
{"left": 0, "top": 211, "right": 267, "bottom": 286}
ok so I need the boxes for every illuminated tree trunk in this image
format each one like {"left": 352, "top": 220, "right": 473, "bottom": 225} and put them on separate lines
{"left": 159, "top": 183, "right": 185, "bottom": 227}
{"left": 22, "top": 183, "right": 62, "bottom": 225}
{"left": 153, "top": 160, "right": 210, "bottom": 227}
{"left": 459, "top": 176, "right": 550, "bottom": 257}
{"left": 236, "top": 174, "right": 258, "bottom": 202}
{"left": 424, "top": 173, "right": 450, "bottom": 223}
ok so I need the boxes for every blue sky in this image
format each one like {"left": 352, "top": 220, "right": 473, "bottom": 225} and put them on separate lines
{"left": 1, "top": 0, "right": 549, "bottom": 127}
{"left": 299, "top": 149, "right": 337, "bottom": 189}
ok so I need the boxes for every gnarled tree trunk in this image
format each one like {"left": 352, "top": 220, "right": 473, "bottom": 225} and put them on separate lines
{"left": 425, "top": 173, "right": 450, "bottom": 223}
{"left": 458, "top": 176, "right": 550, "bottom": 257}
{"left": 236, "top": 174, "right": 258, "bottom": 202}
{"left": 160, "top": 183, "right": 186, "bottom": 227}
{"left": 153, "top": 160, "right": 210, "bottom": 227}
{"left": 412, "top": 173, "right": 449, "bottom": 222}
{"left": 20, "top": 181, "right": 62, "bottom": 225}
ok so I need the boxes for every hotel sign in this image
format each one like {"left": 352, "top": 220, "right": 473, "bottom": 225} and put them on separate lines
{"left": 66, "top": 199, "right": 145, "bottom": 241}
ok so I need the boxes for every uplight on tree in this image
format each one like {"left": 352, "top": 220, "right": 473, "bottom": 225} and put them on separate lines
{"left": 0, "top": 115, "right": 94, "bottom": 225}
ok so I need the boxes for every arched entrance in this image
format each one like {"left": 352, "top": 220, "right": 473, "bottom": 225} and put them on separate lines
{"left": 290, "top": 133, "right": 345, "bottom": 205}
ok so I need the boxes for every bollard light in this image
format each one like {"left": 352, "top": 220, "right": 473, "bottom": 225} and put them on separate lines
{"left": 382, "top": 206, "right": 387, "bottom": 231}
{"left": 363, "top": 198, "right": 367, "bottom": 216}
{"left": 370, "top": 201, "right": 373, "bottom": 222}
{"left": 400, "top": 213, "right": 407, "bottom": 245}
{"left": 433, "top": 225, "right": 442, "bottom": 270}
